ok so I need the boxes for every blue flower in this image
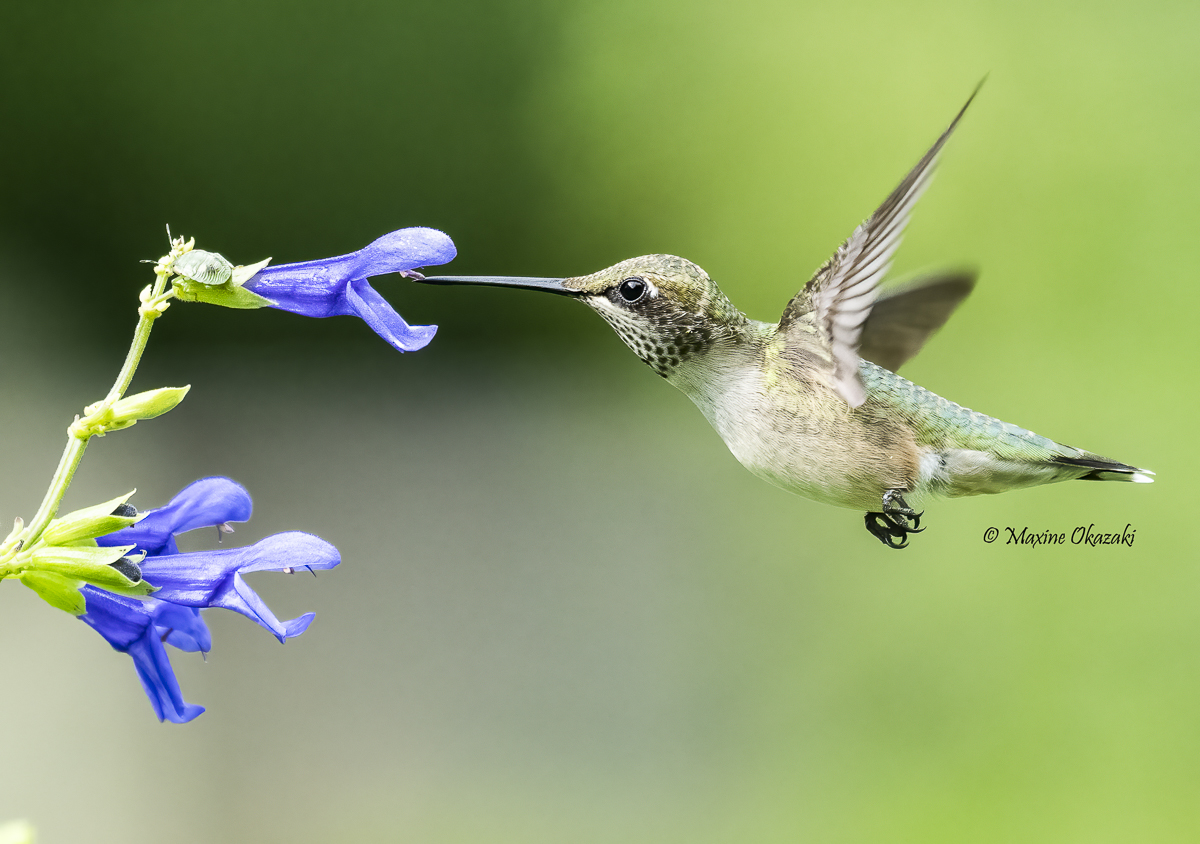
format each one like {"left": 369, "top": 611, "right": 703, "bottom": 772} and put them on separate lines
{"left": 80, "top": 589, "right": 210, "bottom": 723}
{"left": 99, "top": 475, "right": 253, "bottom": 558}
{"left": 97, "top": 476, "right": 251, "bottom": 651}
{"left": 138, "top": 531, "right": 338, "bottom": 641}
{"left": 243, "top": 227, "right": 455, "bottom": 352}
{"left": 83, "top": 478, "right": 340, "bottom": 723}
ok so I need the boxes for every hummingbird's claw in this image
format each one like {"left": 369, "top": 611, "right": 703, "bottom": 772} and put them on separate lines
{"left": 865, "top": 491, "right": 926, "bottom": 549}
{"left": 865, "top": 512, "right": 913, "bottom": 548}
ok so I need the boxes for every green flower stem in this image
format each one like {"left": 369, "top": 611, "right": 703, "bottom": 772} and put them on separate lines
{"left": 11, "top": 273, "right": 178, "bottom": 557}
{"left": 19, "top": 438, "right": 87, "bottom": 547}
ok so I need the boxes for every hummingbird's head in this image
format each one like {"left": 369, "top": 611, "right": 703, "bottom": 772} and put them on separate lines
{"left": 418, "top": 254, "right": 748, "bottom": 378}
{"left": 561, "top": 255, "right": 748, "bottom": 376}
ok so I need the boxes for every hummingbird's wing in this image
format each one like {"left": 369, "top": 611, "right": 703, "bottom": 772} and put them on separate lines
{"left": 858, "top": 271, "right": 976, "bottom": 372}
{"left": 778, "top": 88, "right": 978, "bottom": 407}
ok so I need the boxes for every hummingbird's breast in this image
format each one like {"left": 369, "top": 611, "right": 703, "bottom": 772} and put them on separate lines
{"left": 668, "top": 337, "right": 923, "bottom": 512}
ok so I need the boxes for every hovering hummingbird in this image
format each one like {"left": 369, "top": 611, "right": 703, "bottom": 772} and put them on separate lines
{"left": 416, "top": 88, "right": 1153, "bottom": 548}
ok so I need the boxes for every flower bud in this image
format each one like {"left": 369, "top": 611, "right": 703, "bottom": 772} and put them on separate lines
{"left": 230, "top": 257, "right": 272, "bottom": 286}
{"left": 106, "top": 385, "right": 191, "bottom": 431}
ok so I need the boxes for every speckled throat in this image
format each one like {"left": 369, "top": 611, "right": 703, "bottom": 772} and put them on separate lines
{"left": 573, "top": 254, "right": 751, "bottom": 379}
{"left": 593, "top": 299, "right": 732, "bottom": 378}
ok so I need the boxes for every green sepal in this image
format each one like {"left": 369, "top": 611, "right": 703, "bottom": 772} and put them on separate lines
{"left": 19, "top": 571, "right": 87, "bottom": 615}
{"left": 31, "top": 543, "right": 156, "bottom": 597}
{"left": 106, "top": 386, "right": 191, "bottom": 431}
{"left": 173, "top": 278, "right": 273, "bottom": 309}
{"left": 43, "top": 490, "right": 142, "bottom": 545}
{"left": 230, "top": 257, "right": 272, "bottom": 286}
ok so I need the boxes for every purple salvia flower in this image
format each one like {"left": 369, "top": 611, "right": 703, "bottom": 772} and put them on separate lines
{"left": 243, "top": 226, "right": 455, "bottom": 352}
{"left": 139, "top": 531, "right": 339, "bottom": 642}
{"left": 99, "top": 476, "right": 253, "bottom": 557}
{"left": 98, "top": 476, "right": 252, "bottom": 651}
{"left": 82, "top": 479, "right": 340, "bottom": 723}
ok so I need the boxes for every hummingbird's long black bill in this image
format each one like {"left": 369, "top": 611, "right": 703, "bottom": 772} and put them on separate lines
{"left": 415, "top": 275, "right": 577, "bottom": 296}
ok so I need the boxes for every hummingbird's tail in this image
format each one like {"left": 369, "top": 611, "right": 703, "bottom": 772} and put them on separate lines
{"left": 1053, "top": 455, "right": 1155, "bottom": 483}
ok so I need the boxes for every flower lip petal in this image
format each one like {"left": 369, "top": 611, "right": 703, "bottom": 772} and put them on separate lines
{"left": 155, "top": 603, "right": 212, "bottom": 653}
{"left": 344, "top": 279, "right": 437, "bottom": 352}
{"left": 209, "top": 574, "right": 315, "bottom": 643}
{"left": 128, "top": 634, "right": 206, "bottom": 723}
{"left": 140, "top": 532, "right": 339, "bottom": 595}
{"left": 80, "top": 588, "right": 207, "bottom": 723}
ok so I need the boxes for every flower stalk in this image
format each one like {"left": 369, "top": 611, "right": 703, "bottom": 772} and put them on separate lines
{"left": 9, "top": 239, "right": 186, "bottom": 556}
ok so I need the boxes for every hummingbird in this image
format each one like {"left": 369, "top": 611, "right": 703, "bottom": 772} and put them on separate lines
{"left": 416, "top": 88, "right": 1153, "bottom": 548}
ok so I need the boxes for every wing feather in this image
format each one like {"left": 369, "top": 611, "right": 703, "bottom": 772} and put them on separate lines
{"left": 778, "top": 84, "right": 981, "bottom": 407}
{"left": 857, "top": 271, "right": 977, "bottom": 372}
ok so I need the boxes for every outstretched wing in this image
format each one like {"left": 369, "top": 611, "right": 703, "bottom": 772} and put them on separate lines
{"left": 778, "top": 85, "right": 980, "bottom": 407}
{"left": 858, "top": 270, "right": 976, "bottom": 372}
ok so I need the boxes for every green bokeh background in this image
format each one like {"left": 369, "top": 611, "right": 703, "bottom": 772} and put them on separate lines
{"left": 1, "top": 1, "right": 1194, "bottom": 841}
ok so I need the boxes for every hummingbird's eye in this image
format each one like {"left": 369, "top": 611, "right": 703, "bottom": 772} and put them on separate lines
{"left": 617, "top": 277, "right": 648, "bottom": 304}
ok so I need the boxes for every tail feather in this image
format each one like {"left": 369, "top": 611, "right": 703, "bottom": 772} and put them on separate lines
{"left": 1054, "top": 455, "right": 1155, "bottom": 483}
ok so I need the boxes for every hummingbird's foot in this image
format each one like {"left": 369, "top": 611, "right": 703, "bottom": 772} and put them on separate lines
{"left": 864, "top": 490, "right": 925, "bottom": 549}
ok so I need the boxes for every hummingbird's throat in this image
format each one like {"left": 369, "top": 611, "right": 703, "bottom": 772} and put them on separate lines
{"left": 592, "top": 302, "right": 714, "bottom": 378}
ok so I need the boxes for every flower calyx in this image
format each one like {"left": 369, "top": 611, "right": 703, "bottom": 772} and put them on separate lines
{"left": 168, "top": 245, "right": 273, "bottom": 310}
{"left": 43, "top": 491, "right": 144, "bottom": 545}
{"left": 3, "top": 492, "right": 156, "bottom": 613}
{"left": 12, "top": 540, "right": 153, "bottom": 614}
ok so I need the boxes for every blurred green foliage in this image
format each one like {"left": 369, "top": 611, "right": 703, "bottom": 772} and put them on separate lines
{"left": 1, "top": 0, "right": 1197, "bottom": 842}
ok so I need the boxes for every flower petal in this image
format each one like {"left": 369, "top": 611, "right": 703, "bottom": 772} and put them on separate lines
{"left": 208, "top": 573, "right": 316, "bottom": 643}
{"left": 351, "top": 227, "right": 457, "bottom": 277}
{"left": 247, "top": 227, "right": 455, "bottom": 302}
{"left": 139, "top": 532, "right": 339, "bottom": 641}
{"left": 125, "top": 635, "right": 206, "bottom": 723}
{"left": 80, "top": 588, "right": 206, "bottom": 723}
{"left": 241, "top": 262, "right": 343, "bottom": 318}
{"left": 343, "top": 279, "right": 437, "bottom": 351}
{"left": 234, "top": 531, "right": 341, "bottom": 574}
{"left": 241, "top": 227, "right": 454, "bottom": 348}
{"left": 99, "top": 477, "right": 252, "bottom": 558}
{"left": 155, "top": 604, "right": 212, "bottom": 653}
